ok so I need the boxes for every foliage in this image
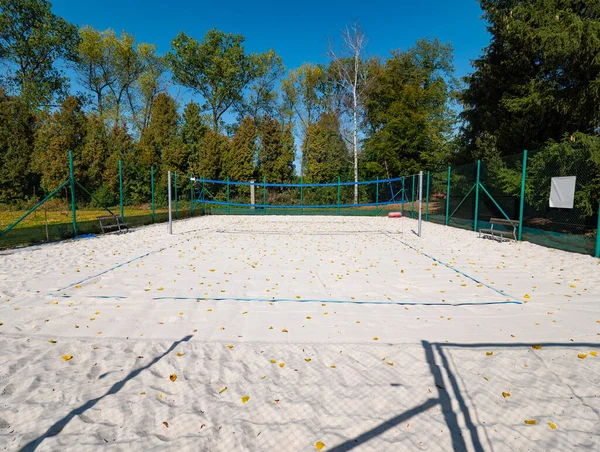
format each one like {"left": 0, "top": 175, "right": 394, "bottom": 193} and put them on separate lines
{"left": 225, "top": 116, "right": 256, "bottom": 182}
{"left": 303, "top": 113, "right": 350, "bottom": 183}
{"left": 257, "top": 117, "right": 294, "bottom": 183}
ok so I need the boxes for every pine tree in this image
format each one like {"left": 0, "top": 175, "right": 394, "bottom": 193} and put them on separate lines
{"left": 302, "top": 113, "right": 349, "bottom": 183}
{"left": 258, "top": 117, "right": 294, "bottom": 183}
{"left": 180, "top": 101, "right": 208, "bottom": 177}
{"left": 225, "top": 116, "right": 256, "bottom": 182}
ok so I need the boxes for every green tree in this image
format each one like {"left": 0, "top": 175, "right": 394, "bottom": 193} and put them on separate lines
{"left": 0, "top": 90, "right": 36, "bottom": 202}
{"left": 0, "top": 0, "right": 79, "bottom": 108}
{"left": 139, "top": 93, "right": 179, "bottom": 170}
{"left": 257, "top": 117, "right": 294, "bottom": 183}
{"left": 180, "top": 101, "right": 208, "bottom": 177}
{"left": 224, "top": 116, "right": 256, "bottom": 182}
{"left": 363, "top": 38, "right": 457, "bottom": 178}
{"left": 303, "top": 113, "right": 349, "bottom": 183}
{"left": 460, "top": 0, "right": 600, "bottom": 159}
{"left": 168, "top": 28, "right": 259, "bottom": 132}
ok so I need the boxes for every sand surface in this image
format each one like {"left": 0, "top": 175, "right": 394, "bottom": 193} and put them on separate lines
{"left": 0, "top": 215, "right": 598, "bottom": 451}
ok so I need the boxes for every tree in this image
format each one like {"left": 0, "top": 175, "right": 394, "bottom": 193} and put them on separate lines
{"left": 32, "top": 96, "right": 87, "bottom": 191}
{"left": 257, "top": 117, "right": 294, "bottom": 183}
{"left": 225, "top": 116, "right": 256, "bottom": 181}
{"left": 180, "top": 101, "right": 208, "bottom": 177}
{"left": 168, "top": 28, "right": 259, "bottom": 132}
{"left": 0, "top": 0, "right": 79, "bottom": 108}
{"left": 302, "top": 113, "right": 349, "bottom": 183}
{"left": 460, "top": 0, "right": 600, "bottom": 159}
{"left": 363, "top": 38, "right": 457, "bottom": 177}
{"left": 328, "top": 22, "right": 375, "bottom": 203}
{"left": 0, "top": 90, "right": 36, "bottom": 202}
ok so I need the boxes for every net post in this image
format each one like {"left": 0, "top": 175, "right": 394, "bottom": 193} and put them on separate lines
{"left": 375, "top": 176, "right": 379, "bottom": 215}
{"left": 226, "top": 176, "right": 230, "bottom": 215}
{"left": 174, "top": 170, "right": 178, "bottom": 220}
{"left": 168, "top": 171, "right": 172, "bottom": 234}
{"left": 596, "top": 199, "right": 600, "bottom": 258}
{"left": 250, "top": 180, "right": 255, "bottom": 209}
{"left": 411, "top": 174, "right": 415, "bottom": 218}
{"left": 445, "top": 166, "right": 451, "bottom": 226}
{"left": 337, "top": 176, "right": 341, "bottom": 215}
{"left": 190, "top": 174, "right": 194, "bottom": 217}
{"left": 426, "top": 171, "right": 430, "bottom": 222}
{"left": 418, "top": 171, "right": 423, "bottom": 236}
{"left": 263, "top": 176, "right": 267, "bottom": 215}
{"left": 518, "top": 150, "right": 528, "bottom": 241}
{"left": 151, "top": 166, "right": 155, "bottom": 223}
{"left": 474, "top": 160, "right": 481, "bottom": 232}
{"left": 201, "top": 179, "right": 205, "bottom": 215}
{"left": 300, "top": 176, "right": 304, "bottom": 215}
{"left": 401, "top": 177, "right": 405, "bottom": 216}
{"left": 69, "top": 150, "right": 77, "bottom": 237}
{"left": 119, "top": 160, "right": 124, "bottom": 222}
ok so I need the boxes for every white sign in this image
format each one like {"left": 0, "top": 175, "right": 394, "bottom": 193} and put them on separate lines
{"left": 549, "top": 176, "right": 576, "bottom": 209}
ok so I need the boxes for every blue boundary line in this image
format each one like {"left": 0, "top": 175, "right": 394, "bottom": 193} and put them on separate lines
{"left": 383, "top": 233, "right": 520, "bottom": 303}
{"left": 192, "top": 176, "right": 410, "bottom": 188}
{"left": 197, "top": 200, "right": 406, "bottom": 209}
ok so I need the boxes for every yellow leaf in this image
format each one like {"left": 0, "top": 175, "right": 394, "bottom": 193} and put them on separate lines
{"left": 170, "top": 374, "right": 177, "bottom": 382}
{"left": 176, "top": 353, "right": 185, "bottom": 357}
{"left": 95, "top": 311, "right": 100, "bottom": 315}
{"left": 330, "top": 365, "right": 336, "bottom": 368}
{"left": 62, "top": 355, "right": 73, "bottom": 361}
{"left": 296, "top": 296, "right": 301, "bottom": 299}
{"left": 578, "top": 353, "right": 587, "bottom": 359}
{"left": 316, "top": 441, "right": 325, "bottom": 450}
{"left": 524, "top": 420, "right": 537, "bottom": 425}
{"left": 549, "top": 422, "right": 557, "bottom": 430}
{"left": 52, "top": 301, "right": 58, "bottom": 305}
{"left": 140, "top": 392, "right": 146, "bottom": 395}
{"left": 269, "top": 326, "right": 273, "bottom": 330}
{"left": 306, "top": 316, "right": 312, "bottom": 319}
{"left": 590, "top": 351, "right": 597, "bottom": 357}
{"left": 207, "top": 308, "right": 212, "bottom": 312}
{"left": 279, "top": 363, "right": 285, "bottom": 368}
{"left": 274, "top": 399, "right": 280, "bottom": 403}
{"left": 373, "top": 337, "right": 379, "bottom": 341}
{"left": 48, "top": 339, "right": 57, "bottom": 344}
{"left": 305, "top": 358, "right": 311, "bottom": 362}
{"left": 486, "top": 351, "right": 493, "bottom": 356}
{"left": 386, "top": 362, "right": 394, "bottom": 366}
{"left": 157, "top": 287, "right": 164, "bottom": 291}
{"left": 261, "top": 376, "right": 266, "bottom": 380}
{"left": 270, "top": 359, "right": 277, "bottom": 364}
{"left": 219, "top": 386, "right": 227, "bottom": 394}
{"left": 502, "top": 392, "right": 510, "bottom": 398}
{"left": 281, "top": 329, "right": 288, "bottom": 333}
{"left": 356, "top": 320, "right": 360, "bottom": 324}
{"left": 227, "top": 345, "right": 233, "bottom": 349}
{"left": 179, "top": 312, "right": 184, "bottom": 315}
{"left": 75, "top": 285, "right": 81, "bottom": 289}
{"left": 532, "top": 345, "right": 543, "bottom": 350}
{"left": 158, "top": 394, "right": 163, "bottom": 398}
{"left": 243, "top": 311, "right": 248, "bottom": 315}
{"left": 241, "top": 395, "right": 250, "bottom": 404}
{"left": 483, "top": 376, "right": 489, "bottom": 381}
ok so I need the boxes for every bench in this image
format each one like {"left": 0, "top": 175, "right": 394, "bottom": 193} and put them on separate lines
{"left": 98, "top": 215, "right": 129, "bottom": 234}
{"left": 479, "top": 217, "right": 519, "bottom": 242}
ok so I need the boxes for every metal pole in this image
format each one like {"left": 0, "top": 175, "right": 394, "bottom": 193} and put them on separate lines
{"left": 418, "top": 171, "right": 423, "bottom": 237}
{"left": 596, "top": 200, "right": 600, "bottom": 258}
{"left": 474, "top": 160, "right": 481, "bottom": 232}
{"left": 151, "top": 166, "right": 155, "bottom": 222}
{"left": 174, "top": 170, "right": 178, "bottom": 220}
{"left": 119, "top": 160, "right": 124, "bottom": 222}
{"left": 69, "top": 151, "right": 77, "bottom": 237}
{"left": 263, "top": 176, "right": 267, "bottom": 215}
{"left": 201, "top": 179, "right": 205, "bottom": 215}
{"left": 167, "top": 171, "right": 172, "bottom": 234}
{"left": 190, "top": 174, "right": 194, "bottom": 217}
{"left": 445, "top": 166, "right": 451, "bottom": 226}
{"left": 337, "top": 176, "right": 341, "bottom": 215}
{"left": 300, "top": 176, "right": 304, "bottom": 215}
{"left": 250, "top": 180, "right": 255, "bottom": 210}
{"left": 375, "top": 176, "right": 379, "bottom": 215}
{"left": 401, "top": 177, "right": 405, "bottom": 216}
{"left": 226, "top": 176, "right": 230, "bottom": 215}
{"left": 426, "top": 171, "right": 430, "bottom": 222}
{"left": 518, "top": 150, "right": 528, "bottom": 241}
{"left": 411, "top": 174, "right": 415, "bottom": 218}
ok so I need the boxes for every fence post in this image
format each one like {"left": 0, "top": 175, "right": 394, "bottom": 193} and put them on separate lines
{"left": 226, "top": 176, "right": 230, "bottom": 215}
{"left": 263, "top": 176, "right": 267, "bottom": 215}
{"left": 518, "top": 150, "right": 528, "bottom": 241}
{"left": 401, "top": 177, "right": 405, "bottom": 216}
{"left": 426, "top": 171, "right": 430, "bottom": 222}
{"left": 190, "top": 174, "right": 194, "bottom": 217}
{"left": 411, "top": 175, "right": 415, "bottom": 218}
{"left": 445, "top": 166, "right": 451, "bottom": 226}
{"left": 595, "top": 200, "right": 600, "bottom": 258}
{"left": 337, "top": 177, "right": 341, "bottom": 215}
{"left": 119, "top": 160, "right": 124, "bottom": 222}
{"left": 300, "top": 176, "right": 304, "bottom": 215}
{"left": 418, "top": 171, "right": 423, "bottom": 237}
{"left": 201, "top": 179, "right": 205, "bottom": 215}
{"left": 69, "top": 151, "right": 77, "bottom": 237}
{"left": 174, "top": 170, "right": 178, "bottom": 219}
{"left": 151, "top": 166, "right": 155, "bottom": 222}
{"left": 474, "top": 160, "right": 481, "bottom": 232}
{"left": 167, "top": 171, "right": 172, "bottom": 234}
{"left": 375, "top": 176, "right": 379, "bottom": 215}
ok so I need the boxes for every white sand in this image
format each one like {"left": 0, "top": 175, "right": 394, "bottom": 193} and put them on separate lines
{"left": 0, "top": 215, "right": 598, "bottom": 451}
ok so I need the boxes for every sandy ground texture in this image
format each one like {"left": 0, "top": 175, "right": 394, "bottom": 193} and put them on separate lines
{"left": 0, "top": 215, "right": 598, "bottom": 451}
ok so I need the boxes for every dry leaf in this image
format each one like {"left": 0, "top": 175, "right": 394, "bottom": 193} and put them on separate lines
{"left": 170, "top": 374, "right": 177, "bottom": 382}
{"left": 176, "top": 353, "right": 185, "bottom": 357}
{"left": 578, "top": 353, "right": 587, "bottom": 359}
{"left": 270, "top": 359, "right": 277, "bottom": 364}
{"left": 502, "top": 392, "right": 510, "bottom": 398}
{"left": 62, "top": 355, "right": 73, "bottom": 361}
{"left": 486, "top": 351, "right": 493, "bottom": 356}
{"left": 241, "top": 395, "right": 250, "bottom": 404}
{"left": 532, "top": 345, "right": 542, "bottom": 350}
{"left": 316, "top": 442, "right": 325, "bottom": 450}
{"left": 590, "top": 351, "right": 597, "bottom": 357}
{"left": 163, "top": 421, "right": 169, "bottom": 428}
{"left": 373, "top": 337, "right": 379, "bottom": 341}
{"left": 305, "top": 358, "right": 311, "bottom": 362}
{"left": 281, "top": 329, "right": 288, "bottom": 333}
{"left": 219, "top": 387, "right": 227, "bottom": 394}
{"left": 524, "top": 420, "right": 537, "bottom": 425}
{"left": 386, "top": 362, "right": 394, "bottom": 366}
{"left": 279, "top": 362, "right": 285, "bottom": 368}
{"left": 227, "top": 345, "right": 233, "bottom": 349}
{"left": 48, "top": 339, "right": 57, "bottom": 344}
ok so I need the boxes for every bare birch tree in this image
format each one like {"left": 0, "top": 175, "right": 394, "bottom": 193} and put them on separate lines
{"left": 329, "top": 21, "right": 373, "bottom": 204}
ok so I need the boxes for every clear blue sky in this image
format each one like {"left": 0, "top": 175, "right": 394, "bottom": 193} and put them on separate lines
{"left": 52, "top": 0, "right": 490, "bottom": 102}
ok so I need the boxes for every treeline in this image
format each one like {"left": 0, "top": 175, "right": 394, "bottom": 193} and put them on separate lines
{"left": 0, "top": 0, "right": 599, "bottom": 213}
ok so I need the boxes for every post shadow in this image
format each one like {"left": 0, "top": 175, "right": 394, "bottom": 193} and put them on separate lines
{"left": 20, "top": 335, "right": 193, "bottom": 451}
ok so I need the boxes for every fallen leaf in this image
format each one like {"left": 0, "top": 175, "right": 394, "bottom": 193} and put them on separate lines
{"left": 274, "top": 399, "right": 279, "bottom": 403}
{"left": 578, "top": 353, "right": 587, "bottom": 359}
{"left": 270, "top": 359, "right": 277, "bottom": 364}
{"left": 163, "top": 421, "right": 169, "bottom": 428}
{"left": 305, "top": 358, "right": 311, "bottom": 362}
{"left": 227, "top": 345, "right": 233, "bottom": 349}
{"left": 306, "top": 316, "right": 312, "bottom": 320}
{"left": 279, "top": 363, "right": 285, "bottom": 368}
{"left": 524, "top": 420, "right": 537, "bottom": 425}
{"left": 219, "top": 387, "right": 227, "bottom": 394}
{"left": 486, "top": 351, "right": 493, "bottom": 356}
{"left": 590, "top": 351, "right": 597, "bottom": 357}
{"left": 548, "top": 422, "right": 557, "bottom": 430}
{"left": 386, "top": 362, "right": 394, "bottom": 366}
{"left": 502, "top": 392, "right": 510, "bottom": 398}
{"left": 48, "top": 339, "right": 57, "bottom": 344}
{"left": 316, "top": 441, "right": 325, "bottom": 450}
{"left": 62, "top": 355, "right": 73, "bottom": 361}
{"left": 140, "top": 392, "right": 146, "bottom": 395}
{"left": 241, "top": 395, "right": 250, "bottom": 404}
{"left": 373, "top": 337, "right": 379, "bottom": 341}
{"left": 330, "top": 365, "right": 336, "bottom": 368}
{"left": 170, "top": 374, "right": 177, "bottom": 382}
{"left": 281, "top": 329, "right": 288, "bottom": 333}
{"left": 523, "top": 294, "right": 530, "bottom": 299}
{"left": 176, "top": 353, "right": 185, "bottom": 357}
{"left": 532, "top": 345, "right": 543, "bottom": 350}
{"left": 261, "top": 376, "right": 266, "bottom": 380}
{"left": 158, "top": 394, "right": 163, "bottom": 398}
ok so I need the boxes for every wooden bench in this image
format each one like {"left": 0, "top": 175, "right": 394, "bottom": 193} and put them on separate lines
{"left": 98, "top": 215, "right": 129, "bottom": 234}
{"left": 479, "top": 217, "right": 519, "bottom": 242}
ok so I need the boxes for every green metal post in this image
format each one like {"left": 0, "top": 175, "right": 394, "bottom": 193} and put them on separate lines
{"left": 376, "top": 177, "right": 379, "bottom": 215}
{"left": 226, "top": 176, "right": 230, "bottom": 215}
{"left": 174, "top": 170, "right": 178, "bottom": 219}
{"left": 337, "top": 177, "right": 341, "bottom": 215}
{"left": 445, "top": 166, "right": 451, "bottom": 226}
{"left": 119, "top": 160, "right": 124, "bottom": 222}
{"left": 201, "top": 179, "right": 205, "bottom": 215}
{"left": 263, "top": 176, "right": 267, "bottom": 215}
{"left": 69, "top": 151, "right": 77, "bottom": 236}
{"left": 595, "top": 200, "right": 600, "bottom": 258}
{"left": 151, "top": 166, "right": 155, "bottom": 222}
{"left": 426, "top": 171, "right": 430, "bottom": 222}
{"left": 474, "top": 160, "right": 481, "bottom": 232}
{"left": 518, "top": 150, "right": 528, "bottom": 241}
{"left": 411, "top": 175, "right": 415, "bottom": 218}
{"left": 190, "top": 174, "right": 194, "bottom": 217}
{"left": 300, "top": 176, "right": 304, "bottom": 215}
{"left": 401, "top": 177, "right": 405, "bottom": 216}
